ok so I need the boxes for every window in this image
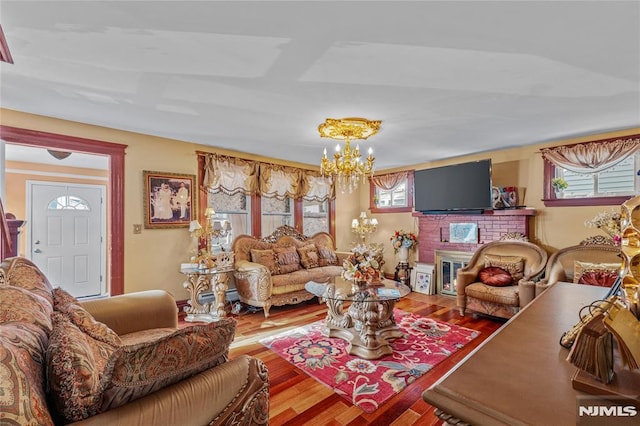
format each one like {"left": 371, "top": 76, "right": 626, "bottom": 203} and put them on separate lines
{"left": 369, "top": 171, "right": 414, "bottom": 213}
{"left": 557, "top": 153, "right": 638, "bottom": 198}
{"left": 207, "top": 192, "right": 251, "bottom": 251}
{"left": 48, "top": 195, "right": 90, "bottom": 210}
{"left": 542, "top": 136, "right": 639, "bottom": 207}
{"left": 302, "top": 199, "right": 329, "bottom": 236}
{"left": 261, "top": 197, "right": 293, "bottom": 237}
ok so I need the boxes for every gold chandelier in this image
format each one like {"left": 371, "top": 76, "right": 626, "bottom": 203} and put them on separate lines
{"left": 319, "top": 117, "right": 381, "bottom": 193}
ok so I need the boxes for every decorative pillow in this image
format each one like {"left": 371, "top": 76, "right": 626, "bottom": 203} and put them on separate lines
{"left": 578, "top": 271, "right": 619, "bottom": 287}
{"left": 297, "top": 244, "right": 320, "bottom": 269}
{"left": 273, "top": 246, "right": 301, "bottom": 274}
{"left": 0, "top": 257, "right": 54, "bottom": 306}
{"left": 52, "top": 287, "right": 122, "bottom": 346}
{"left": 47, "top": 312, "right": 120, "bottom": 423}
{"left": 0, "top": 286, "right": 53, "bottom": 334}
{"left": 100, "top": 318, "right": 236, "bottom": 411}
{"left": 316, "top": 244, "right": 338, "bottom": 267}
{"left": 0, "top": 323, "right": 54, "bottom": 426}
{"left": 250, "top": 249, "right": 279, "bottom": 275}
{"left": 484, "top": 254, "right": 525, "bottom": 282}
{"left": 478, "top": 266, "right": 513, "bottom": 287}
{"left": 573, "top": 261, "right": 620, "bottom": 286}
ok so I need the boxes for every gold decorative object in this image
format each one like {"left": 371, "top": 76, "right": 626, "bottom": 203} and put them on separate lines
{"left": 351, "top": 211, "right": 378, "bottom": 243}
{"left": 620, "top": 195, "right": 640, "bottom": 318}
{"left": 189, "top": 207, "right": 233, "bottom": 269}
{"left": 318, "top": 117, "right": 381, "bottom": 193}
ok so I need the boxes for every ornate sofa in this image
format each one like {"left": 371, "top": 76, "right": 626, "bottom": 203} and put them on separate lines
{"left": 535, "top": 237, "right": 621, "bottom": 295}
{"left": 0, "top": 257, "right": 269, "bottom": 425}
{"left": 456, "top": 240, "right": 548, "bottom": 319}
{"left": 232, "top": 226, "right": 349, "bottom": 318}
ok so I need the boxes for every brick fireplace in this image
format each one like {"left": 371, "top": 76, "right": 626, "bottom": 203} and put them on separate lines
{"left": 414, "top": 209, "right": 536, "bottom": 264}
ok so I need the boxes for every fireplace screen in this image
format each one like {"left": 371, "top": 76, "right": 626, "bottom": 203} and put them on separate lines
{"left": 435, "top": 250, "right": 472, "bottom": 296}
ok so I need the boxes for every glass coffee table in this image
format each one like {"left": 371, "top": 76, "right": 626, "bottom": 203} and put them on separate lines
{"left": 305, "top": 277, "right": 411, "bottom": 359}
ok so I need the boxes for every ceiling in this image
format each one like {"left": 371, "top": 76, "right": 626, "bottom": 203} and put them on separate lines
{"left": 1, "top": 1, "right": 639, "bottom": 170}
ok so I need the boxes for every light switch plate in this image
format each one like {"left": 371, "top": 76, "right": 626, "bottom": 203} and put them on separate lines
{"left": 133, "top": 224, "right": 142, "bottom": 234}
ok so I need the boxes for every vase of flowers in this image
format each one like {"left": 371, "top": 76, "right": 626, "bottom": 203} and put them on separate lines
{"left": 390, "top": 230, "right": 418, "bottom": 264}
{"left": 342, "top": 245, "right": 383, "bottom": 289}
{"left": 585, "top": 210, "right": 622, "bottom": 245}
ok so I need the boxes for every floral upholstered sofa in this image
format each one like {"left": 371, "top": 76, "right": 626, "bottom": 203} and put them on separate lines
{"left": 232, "top": 226, "right": 349, "bottom": 318}
{"left": 0, "top": 257, "right": 269, "bottom": 425}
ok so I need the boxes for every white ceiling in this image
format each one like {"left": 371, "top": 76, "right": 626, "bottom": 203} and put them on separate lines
{"left": 1, "top": 1, "right": 639, "bottom": 170}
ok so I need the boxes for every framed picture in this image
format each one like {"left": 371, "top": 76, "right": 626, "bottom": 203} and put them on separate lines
{"left": 412, "top": 263, "right": 436, "bottom": 295}
{"left": 449, "top": 222, "right": 478, "bottom": 243}
{"left": 143, "top": 171, "right": 196, "bottom": 229}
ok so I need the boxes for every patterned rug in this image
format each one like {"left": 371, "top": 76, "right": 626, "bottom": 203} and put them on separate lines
{"left": 259, "top": 310, "right": 479, "bottom": 413}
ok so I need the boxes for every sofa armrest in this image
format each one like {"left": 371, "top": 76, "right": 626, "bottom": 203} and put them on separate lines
{"left": 70, "top": 355, "right": 269, "bottom": 426}
{"left": 518, "top": 279, "right": 536, "bottom": 308}
{"left": 336, "top": 251, "right": 351, "bottom": 264}
{"left": 535, "top": 278, "right": 553, "bottom": 297}
{"left": 80, "top": 290, "right": 178, "bottom": 336}
{"left": 234, "top": 260, "right": 273, "bottom": 302}
{"left": 455, "top": 270, "right": 479, "bottom": 315}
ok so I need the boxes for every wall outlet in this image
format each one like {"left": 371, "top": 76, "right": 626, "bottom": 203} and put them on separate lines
{"left": 133, "top": 224, "right": 142, "bottom": 234}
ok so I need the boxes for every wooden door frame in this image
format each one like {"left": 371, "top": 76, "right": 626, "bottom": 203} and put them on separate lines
{"left": 0, "top": 125, "right": 126, "bottom": 295}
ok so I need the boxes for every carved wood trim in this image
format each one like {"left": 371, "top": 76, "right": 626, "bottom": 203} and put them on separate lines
{"left": 261, "top": 225, "right": 308, "bottom": 243}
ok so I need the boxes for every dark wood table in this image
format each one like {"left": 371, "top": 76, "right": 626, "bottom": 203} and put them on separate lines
{"left": 422, "top": 282, "right": 632, "bottom": 426}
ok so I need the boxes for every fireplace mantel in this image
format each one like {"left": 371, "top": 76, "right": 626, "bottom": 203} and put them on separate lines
{"left": 413, "top": 208, "right": 535, "bottom": 264}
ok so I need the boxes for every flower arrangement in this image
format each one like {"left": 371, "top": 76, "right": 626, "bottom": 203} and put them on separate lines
{"left": 585, "top": 209, "right": 622, "bottom": 244}
{"left": 342, "top": 245, "right": 383, "bottom": 283}
{"left": 390, "top": 230, "right": 418, "bottom": 253}
{"left": 551, "top": 177, "right": 569, "bottom": 192}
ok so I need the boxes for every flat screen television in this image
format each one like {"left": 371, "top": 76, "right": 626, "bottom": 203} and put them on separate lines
{"left": 414, "top": 159, "right": 493, "bottom": 214}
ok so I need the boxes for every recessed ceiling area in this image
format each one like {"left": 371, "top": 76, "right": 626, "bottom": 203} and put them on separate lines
{"left": 1, "top": 1, "right": 638, "bottom": 170}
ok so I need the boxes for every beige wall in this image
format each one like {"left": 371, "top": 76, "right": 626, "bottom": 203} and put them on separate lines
{"left": 2, "top": 108, "right": 638, "bottom": 295}
{"left": 338, "top": 128, "right": 640, "bottom": 274}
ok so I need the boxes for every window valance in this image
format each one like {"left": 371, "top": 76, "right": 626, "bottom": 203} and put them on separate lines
{"left": 370, "top": 171, "right": 410, "bottom": 191}
{"left": 203, "top": 154, "right": 258, "bottom": 195}
{"left": 259, "top": 163, "right": 300, "bottom": 200}
{"left": 300, "top": 171, "right": 334, "bottom": 202}
{"left": 540, "top": 137, "right": 640, "bottom": 174}
{"left": 201, "top": 152, "right": 335, "bottom": 200}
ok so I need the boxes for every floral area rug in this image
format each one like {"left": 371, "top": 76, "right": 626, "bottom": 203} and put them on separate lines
{"left": 259, "top": 310, "right": 479, "bottom": 413}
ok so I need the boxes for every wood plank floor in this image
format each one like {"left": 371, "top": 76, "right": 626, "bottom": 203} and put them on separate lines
{"left": 183, "top": 293, "right": 503, "bottom": 425}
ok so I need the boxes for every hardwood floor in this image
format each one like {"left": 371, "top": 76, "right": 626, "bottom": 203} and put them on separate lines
{"left": 184, "top": 293, "right": 503, "bottom": 425}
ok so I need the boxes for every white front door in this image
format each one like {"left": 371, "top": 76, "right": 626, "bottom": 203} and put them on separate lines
{"left": 28, "top": 182, "right": 106, "bottom": 298}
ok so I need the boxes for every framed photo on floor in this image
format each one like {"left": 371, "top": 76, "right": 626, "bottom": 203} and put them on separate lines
{"left": 143, "top": 171, "right": 196, "bottom": 229}
{"left": 412, "top": 263, "right": 436, "bottom": 295}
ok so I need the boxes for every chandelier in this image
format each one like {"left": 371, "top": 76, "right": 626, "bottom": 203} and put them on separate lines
{"left": 319, "top": 117, "right": 381, "bottom": 193}
{"left": 351, "top": 211, "right": 378, "bottom": 244}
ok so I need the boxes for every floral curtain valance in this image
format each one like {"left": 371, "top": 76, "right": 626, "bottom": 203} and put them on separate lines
{"left": 540, "top": 137, "right": 640, "bottom": 174}
{"left": 300, "top": 171, "right": 334, "bottom": 202}
{"left": 369, "top": 171, "right": 410, "bottom": 191}
{"left": 203, "top": 153, "right": 258, "bottom": 195}
{"left": 259, "top": 163, "right": 300, "bottom": 200}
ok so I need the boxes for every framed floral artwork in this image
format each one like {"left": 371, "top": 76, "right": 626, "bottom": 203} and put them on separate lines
{"left": 143, "top": 171, "right": 196, "bottom": 229}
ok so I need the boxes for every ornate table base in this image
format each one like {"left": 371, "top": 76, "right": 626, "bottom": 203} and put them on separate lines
{"left": 321, "top": 284, "right": 404, "bottom": 359}
{"left": 182, "top": 268, "right": 231, "bottom": 322}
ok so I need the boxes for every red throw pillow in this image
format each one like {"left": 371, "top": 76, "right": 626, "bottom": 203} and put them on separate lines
{"left": 578, "top": 271, "right": 618, "bottom": 287}
{"left": 478, "top": 266, "right": 513, "bottom": 287}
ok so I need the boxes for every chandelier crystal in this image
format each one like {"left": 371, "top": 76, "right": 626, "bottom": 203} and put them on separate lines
{"left": 318, "top": 117, "right": 381, "bottom": 193}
